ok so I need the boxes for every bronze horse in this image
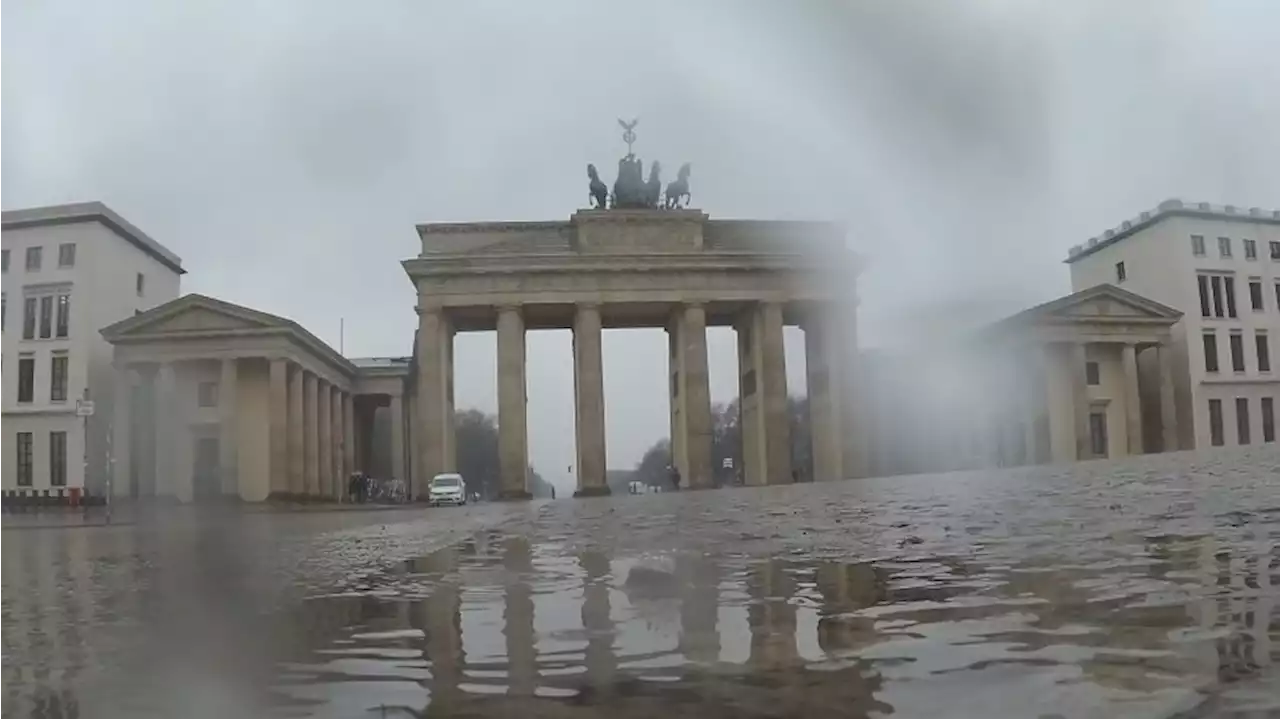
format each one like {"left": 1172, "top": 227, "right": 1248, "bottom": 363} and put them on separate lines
{"left": 664, "top": 163, "right": 692, "bottom": 209}
{"left": 587, "top": 164, "right": 608, "bottom": 209}
{"left": 644, "top": 161, "right": 662, "bottom": 208}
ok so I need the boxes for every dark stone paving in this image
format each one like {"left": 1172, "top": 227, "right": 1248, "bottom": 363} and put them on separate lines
{"left": 3, "top": 447, "right": 1278, "bottom": 718}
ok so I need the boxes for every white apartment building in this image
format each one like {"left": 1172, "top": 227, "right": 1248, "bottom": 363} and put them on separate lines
{"left": 1066, "top": 200, "right": 1280, "bottom": 451}
{"left": 2, "top": 202, "right": 183, "bottom": 498}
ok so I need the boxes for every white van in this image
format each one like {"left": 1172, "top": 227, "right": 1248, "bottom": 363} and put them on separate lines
{"left": 427, "top": 473, "right": 467, "bottom": 507}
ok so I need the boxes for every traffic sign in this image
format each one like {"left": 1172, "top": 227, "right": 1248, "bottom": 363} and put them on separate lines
{"left": 76, "top": 400, "right": 95, "bottom": 417}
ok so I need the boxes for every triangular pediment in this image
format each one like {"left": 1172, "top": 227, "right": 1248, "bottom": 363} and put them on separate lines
{"left": 101, "top": 294, "right": 288, "bottom": 339}
{"left": 1040, "top": 284, "right": 1182, "bottom": 322}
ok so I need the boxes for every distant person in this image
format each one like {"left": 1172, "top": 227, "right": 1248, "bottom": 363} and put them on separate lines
{"left": 348, "top": 473, "right": 361, "bottom": 503}
{"left": 669, "top": 466, "right": 682, "bottom": 491}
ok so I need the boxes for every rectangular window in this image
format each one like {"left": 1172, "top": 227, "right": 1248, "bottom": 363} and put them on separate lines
{"left": 1210, "top": 275, "right": 1224, "bottom": 318}
{"left": 136, "top": 272, "right": 145, "bottom": 297}
{"left": 1257, "top": 333, "right": 1271, "bottom": 373}
{"left": 1218, "top": 236, "right": 1232, "bottom": 257}
{"left": 16, "top": 433, "right": 33, "bottom": 487}
{"left": 49, "top": 431, "right": 67, "bottom": 487}
{"left": 1209, "top": 399, "right": 1224, "bottom": 446}
{"left": 1192, "top": 235, "right": 1206, "bottom": 256}
{"left": 25, "top": 246, "right": 42, "bottom": 271}
{"left": 22, "top": 297, "right": 36, "bottom": 339}
{"left": 1198, "top": 275, "right": 1211, "bottom": 317}
{"left": 57, "top": 243, "right": 76, "bottom": 268}
{"left": 1236, "top": 398, "right": 1251, "bottom": 444}
{"left": 55, "top": 293, "right": 70, "bottom": 338}
{"left": 1224, "top": 276, "right": 1238, "bottom": 318}
{"left": 1115, "top": 261, "right": 1126, "bottom": 282}
{"left": 197, "top": 381, "right": 219, "bottom": 408}
{"left": 1272, "top": 240, "right": 1280, "bottom": 260}
{"left": 1244, "top": 239, "right": 1257, "bottom": 260}
{"left": 1085, "top": 361, "right": 1100, "bottom": 386}
{"left": 1, "top": 249, "right": 8, "bottom": 272}
{"left": 1250, "top": 280, "right": 1264, "bottom": 311}
{"left": 1203, "top": 333, "right": 1219, "bottom": 373}
{"left": 1229, "top": 333, "right": 1245, "bottom": 372}
{"left": 38, "top": 295, "right": 52, "bottom": 339}
{"left": 1263, "top": 397, "right": 1275, "bottom": 442}
{"left": 50, "top": 354, "right": 68, "bottom": 402}
{"left": 1, "top": 294, "right": 6, "bottom": 333}
{"left": 1089, "top": 412, "right": 1108, "bottom": 457}
{"left": 17, "top": 357, "right": 35, "bottom": 403}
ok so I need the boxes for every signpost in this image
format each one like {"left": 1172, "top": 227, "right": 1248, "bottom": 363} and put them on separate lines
{"left": 76, "top": 395, "right": 108, "bottom": 522}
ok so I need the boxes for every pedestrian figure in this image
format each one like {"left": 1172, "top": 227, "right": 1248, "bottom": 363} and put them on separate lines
{"left": 348, "top": 473, "right": 361, "bottom": 503}
{"left": 669, "top": 465, "right": 682, "bottom": 491}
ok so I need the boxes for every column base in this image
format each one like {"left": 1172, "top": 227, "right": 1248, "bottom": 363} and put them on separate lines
{"left": 498, "top": 489, "right": 533, "bottom": 501}
{"left": 573, "top": 486, "right": 612, "bottom": 498}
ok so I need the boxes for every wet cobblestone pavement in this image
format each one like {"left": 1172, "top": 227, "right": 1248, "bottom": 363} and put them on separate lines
{"left": 3, "top": 447, "right": 1278, "bottom": 718}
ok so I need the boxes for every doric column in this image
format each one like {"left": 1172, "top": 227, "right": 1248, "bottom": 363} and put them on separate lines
{"left": 288, "top": 364, "right": 304, "bottom": 498}
{"left": 330, "top": 385, "right": 342, "bottom": 499}
{"left": 389, "top": 393, "right": 406, "bottom": 483}
{"left": 416, "top": 307, "right": 455, "bottom": 498}
{"left": 269, "top": 358, "right": 290, "bottom": 499}
{"left": 678, "top": 303, "right": 714, "bottom": 489}
{"left": 154, "top": 362, "right": 180, "bottom": 500}
{"left": 737, "top": 302, "right": 792, "bottom": 485}
{"left": 1159, "top": 341, "right": 1179, "bottom": 452}
{"left": 342, "top": 391, "right": 355, "bottom": 484}
{"left": 573, "top": 303, "right": 609, "bottom": 496}
{"left": 1071, "top": 342, "right": 1093, "bottom": 460}
{"left": 111, "top": 364, "right": 134, "bottom": 498}
{"left": 737, "top": 310, "right": 764, "bottom": 486}
{"left": 317, "top": 378, "right": 332, "bottom": 499}
{"left": 804, "top": 313, "right": 844, "bottom": 482}
{"left": 303, "top": 371, "right": 319, "bottom": 498}
{"left": 219, "top": 358, "right": 239, "bottom": 497}
{"left": 667, "top": 323, "right": 686, "bottom": 481}
{"left": 497, "top": 305, "right": 530, "bottom": 499}
{"left": 1122, "top": 343, "right": 1143, "bottom": 455}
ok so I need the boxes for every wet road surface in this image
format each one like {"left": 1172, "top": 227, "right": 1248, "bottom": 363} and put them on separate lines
{"left": 3, "top": 447, "right": 1278, "bottom": 718}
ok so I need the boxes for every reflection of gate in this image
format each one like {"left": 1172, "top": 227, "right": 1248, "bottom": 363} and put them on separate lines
{"left": 193, "top": 435, "right": 220, "bottom": 500}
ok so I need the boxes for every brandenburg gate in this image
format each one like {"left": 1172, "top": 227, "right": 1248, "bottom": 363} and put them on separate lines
{"left": 408, "top": 133, "right": 862, "bottom": 496}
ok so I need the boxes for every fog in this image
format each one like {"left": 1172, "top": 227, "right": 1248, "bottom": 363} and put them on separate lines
{"left": 4, "top": 0, "right": 1278, "bottom": 491}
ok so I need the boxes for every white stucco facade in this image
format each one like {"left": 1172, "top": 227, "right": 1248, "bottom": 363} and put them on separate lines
{"left": 2, "top": 203, "right": 184, "bottom": 497}
{"left": 1066, "top": 200, "right": 1280, "bottom": 450}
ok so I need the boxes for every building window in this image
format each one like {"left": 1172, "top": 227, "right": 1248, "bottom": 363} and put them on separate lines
{"left": 1257, "top": 333, "right": 1271, "bottom": 373}
{"left": 1271, "top": 241, "right": 1280, "bottom": 260}
{"left": 1115, "top": 261, "right": 1126, "bottom": 283}
{"left": 1250, "top": 280, "right": 1264, "bottom": 311}
{"left": 1224, "top": 276, "right": 1238, "bottom": 318}
{"left": 1244, "top": 239, "right": 1257, "bottom": 260}
{"left": 49, "top": 431, "right": 67, "bottom": 487}
{"left": 1198, "top": 275, "right": 1211, "bottom": 317}
{"left": 22, "top": 297, "right": 36, "bottom": 339}
{"left": 1236, "top": 398, "right": 1251, "bottom": 445}
{"left": 1191, "top": 235, "right": 1206, "bottom": 256}
{"left": 16, "top": 433, "right": 33, "bottom": 487}
{"left": 17, "top": 357, "right": 35, "bottom": 403}
{"left": 1089, "top": 411, "right": 1108, "bottom": 457}
{"left": 38, "top": 296, "right": 53, "bottom": 339}
{"left": 50, "top": 354, "right": 68, "bottom": 402}
{"left": 55, "top": 293, "right": 70, "bottom": 338}
{"left": 57, "top": 243, "right": 76, "bottom": 268}
{"left": 1263, "top": 397, "right": 1275, "bottom": 442}
{"left": 1200, "top": 274, "right": 1237, "bottom": 318}
{"left": 1208, "top": 399, "right": 1224, "bottom": 446}
{"left": 1218, "top": 236, "right": 1232, "bottom": 257}
{"left": 197, "top": 381, "right": 219, "bottom": 408}
{"left": 1, "top": 294, "right": 6, "bottom": 333}
{"left": 1210, "top": 275, "right": 1224, "bottom": 317}
{"left": 1203, "top": 333, "right": 1219, "bottom": 373}
{"left": 25, "top": 246, "right": 42, "bottom": 271}
{"left": 1229, "top": 333, "right": 1245, "bottom": 372}
{"left": 1, "top": 249, "right": 8, "bottom": 272}
{"left": 136, "top": 272, "right": 145, "bottom": 297}
{"left": 1085, "top": 361, "right": 1100, "bottom": 386}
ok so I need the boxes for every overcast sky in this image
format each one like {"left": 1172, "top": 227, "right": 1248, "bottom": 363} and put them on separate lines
{"left": 4, "top": 0, "right": 1278, "bottom": 490}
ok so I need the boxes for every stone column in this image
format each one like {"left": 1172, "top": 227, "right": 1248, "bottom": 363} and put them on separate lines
{"left": 219, "top": 358, "right": 239, "bottom": 497}
{"left": 330, "top": 385, "right": 342, "bottom": 499}
{"left": 154, "top": 362, "right": 179, "bottom": 500}
{"left": 1071, "top": 342, "right": 1093, "bottom": 460}
{"left": 678, "top": 303, "right": 714, "bottom": 489}
{"left": 288, "top": 364, "right": 304, "bottom": 499}
{"left": 573, "top": 303, "right": 609, "bottom": 496}
{"left": 737, "top": 310, "right": 764, "bottom": 486}
{"left": 668, "top": 323, "right": 686, "bottom": 481}
{"left": 112, "top": 365, "right": 134, "bottom": 498}
{"left": 342, "top": 391, "right": 355, "bottom": 485}
{"left": 804, "top": 314, "right": 844, "bottom": 482}
{"left": 389, "top": 393, "right": 406, "bottom": 483}
{"left": 1159, "top": 341, "right": 1179, "bottom": 452}
{"left": 303, "top": 371, "right": 319, "bottom": 498}
{"left": 317, "top": 379, "right": 332, "bottom": 499}
{"left": 269, "top": 358, "right": 289, "bottom": 499}
{"left": 497, "top": 305, "right": 530, "bottom": 499}
{"left": 760, "top": 302, "right": 792, "bottom": 483}
{"left": 1122, "top": 343, "right": 1143, "bottom": 456}
{"left": 416, "top": 307, "right": 455, "bottom": 497}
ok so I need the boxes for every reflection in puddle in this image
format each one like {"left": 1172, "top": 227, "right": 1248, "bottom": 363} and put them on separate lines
{"left": 268, "top": 530, "right": 1275, "bottom": 718}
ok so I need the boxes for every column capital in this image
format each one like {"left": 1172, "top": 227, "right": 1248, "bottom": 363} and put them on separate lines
{"left": 496, "top": 303, "right": 523, "bottom": 316}
{"left": 576, "top": 301, "right": 601, "bottom": 312}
